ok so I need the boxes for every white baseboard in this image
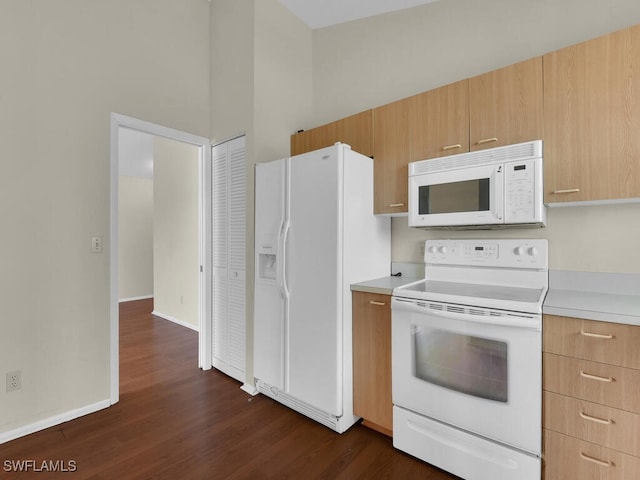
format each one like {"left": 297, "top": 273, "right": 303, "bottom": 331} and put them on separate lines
{"left": 152, "top": 310, "right": 199, "bottom": 332}
{"left": 119, "top": 295, "right": 153, "bottom": 303}
{"left": 0, "top": 399, "right": 111, "bottom": 445}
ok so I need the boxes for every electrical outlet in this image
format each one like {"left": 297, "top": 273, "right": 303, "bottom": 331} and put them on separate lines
{"left": 6, "top": 371, "right": 21, "bottom": 392}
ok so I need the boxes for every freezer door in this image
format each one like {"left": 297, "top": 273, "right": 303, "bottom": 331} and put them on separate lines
{"left": 286, "top": 147, "right": 342, "bottom": 416}
{"left": 253, "top": 159, "right": 286, "bottom": 389}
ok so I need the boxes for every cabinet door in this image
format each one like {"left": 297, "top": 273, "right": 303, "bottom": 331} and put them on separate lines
{"left": 544, "top": 315, "right": 640, "bottom": 370}
{"left": 469, "top": 57, "right": 543, "bottom": 151}
{"left": 290, "top": 122, "right": 335, "bottom": 157}
{"left": 290, "top": 110, "right": 373, "bottom": 157}
{"left": 543, "top": 353, "right": 640, "bottom": 414}
{"left": 352, "top": 291, "right": 392, "bottom": 435}
{"left": 544, "top": 391, "right": 640, "bottom": 457}
{"left": 544, "top": 429, "right": 640, "bottom": 480}
{"left": 410, "top": 79, "right": 469, "bottom": 161}
{"left": 373, "top": 97, "right": 411, "bottom": 214}
{"left": 543, "top": 25, "right": 640, "bottom": 203}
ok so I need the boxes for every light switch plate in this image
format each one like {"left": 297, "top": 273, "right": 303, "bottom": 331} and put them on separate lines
{"left": 91, "top": 236, "right": 103, "bottom": 253}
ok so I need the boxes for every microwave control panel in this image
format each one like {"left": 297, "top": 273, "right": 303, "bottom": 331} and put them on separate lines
{"left": 504, "top": 159, "right": 540, "bottom": 222}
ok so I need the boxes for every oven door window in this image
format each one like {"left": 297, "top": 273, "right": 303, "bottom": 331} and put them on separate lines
{"left": 418, "top": 178, "right": 490, "bottom": 215}
{"left": 412, "top": 327, "right": 508, "bottom": 402}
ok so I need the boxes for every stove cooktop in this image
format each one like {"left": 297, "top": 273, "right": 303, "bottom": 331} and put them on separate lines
{"left": 392, "top": 239, "right": 549, "bottom": 314}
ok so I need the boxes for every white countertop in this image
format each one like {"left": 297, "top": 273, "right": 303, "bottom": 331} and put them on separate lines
{"left": 543, "top": 270, "right": 640, "bottom": 325}
{"left": 351, "top": 276, "right": 421, "bottom": 296}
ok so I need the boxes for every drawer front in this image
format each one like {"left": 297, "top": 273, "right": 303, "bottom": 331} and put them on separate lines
{"left": 544, "top": 353, "right": 640, "bottom": 414}
{"left": 544, "top": 391, "right": 640, "bottom": 457}
{"left": 544, "top": 429, "right": 640, "bottom": 480}
{"left": 544, "top": 315, "right": 640, "bottom": 369}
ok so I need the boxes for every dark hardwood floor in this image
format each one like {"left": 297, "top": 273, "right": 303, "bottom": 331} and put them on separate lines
{"left": 2, "top": 299, "right": 458, "bottom": 479}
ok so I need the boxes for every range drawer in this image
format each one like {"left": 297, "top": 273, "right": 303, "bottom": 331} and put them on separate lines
{"left": 544, "top": 315, "right": 640, "bottom": 369}
{"left": 543, "top": 353, "right": 640, "bottom": 414}
{"left": 544, "top": 391, "right": 640, "bottom": 457}
{"left": 544, "top": 429, "right": 640, "bottom": 480}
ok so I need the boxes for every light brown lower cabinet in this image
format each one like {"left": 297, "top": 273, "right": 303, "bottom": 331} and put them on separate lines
{"left": 543, "top": 315, "right": 640, "bottom": 479}
{"left": 544, "top": 391, "right": 640, "bottom": 457}
{"left": 352, "top": 291, "right": 393, "bottom": 436}
{"left": 544, "top": 429, "right": 640, "bottom": 480}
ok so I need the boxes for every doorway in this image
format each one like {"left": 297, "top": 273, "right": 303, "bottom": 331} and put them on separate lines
{"left": 110, "top": 113, "right": 213, "bottom": 404}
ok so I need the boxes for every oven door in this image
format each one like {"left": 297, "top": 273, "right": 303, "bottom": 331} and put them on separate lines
{"left": 408, "top": 163, "right": 504, "bottom": 228}
{"left": 392, "top": 297, "right": 541, "bottom": 455}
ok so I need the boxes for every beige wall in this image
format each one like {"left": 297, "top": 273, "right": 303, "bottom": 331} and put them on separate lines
{"left": 391, "top": 204, "right": 640, "bottom": 273}
{"left": 152, "top": 137, "right": 200, "bottom": 329}
{"left": 0, "top": 0, "right": 209, "bottom": 436}
{"left": 310, "top": 0, "right": 640, "bottom": 274}
{"left": 311, "top": 0, "right": 640, "bottom": 126}
{"left": 210, "top": 0, "right": 312, "bottom": 384}
{"left": 118, "top": 176, "right": 154, "bottom": 300}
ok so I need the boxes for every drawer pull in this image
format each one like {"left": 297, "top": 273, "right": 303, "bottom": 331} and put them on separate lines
{"left": 442, "top": 144, "right": 462, "bottom": 151}
{"left": 553, "top": 188, "right": 580, "bottom": 194}
{"left": 579, "top": 452, "right": 613, "bottom": 467}
{"left": 369, "top": 301, "right": 386, "bottom": 306}
{"left": 387, "top": 203, "right": 405, "bottom": 208}
{"left": 477, "top": 137, "right": 498, "bottom": 145}
{"left": 581, "top": 330, "right": 614, "bottom": 339}
{"left": 580, "top": 411, "right": 613, "bottom": 425}
{"left": 580, "top": 370, "right": 614, "bottom": 383}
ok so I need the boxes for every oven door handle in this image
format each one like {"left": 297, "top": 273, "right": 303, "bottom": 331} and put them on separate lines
{"left": 392, "top": 297, "right": 541, "bottom": 330}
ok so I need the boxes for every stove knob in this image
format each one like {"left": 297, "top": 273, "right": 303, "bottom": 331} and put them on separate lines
{"left": 528, "top": 246, "right": 539, "bottom": 256}
{"left": 514, "top": 246, "right": 525, "bottom": 256}
{"left": 438, "top": 246, "right": 448, "bottom": 254}
{"left": 428, "top": 245, "right": 438, "bottom": 254}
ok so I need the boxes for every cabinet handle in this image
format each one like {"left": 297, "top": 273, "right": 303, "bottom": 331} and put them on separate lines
{"left": 369, "top": 301, "right": 386, "bottom": 306}
{"left": 581, "top": 330, "right": 614, "bottom": 340}
{"left": 579, "top": 452, "right": 613, "bottom": 467}
{"left": 477, "top": 137, "right": 498, "bottom": 145}
{"left": 580, "top": 370, "right": 614, "bottom": 383}
{"left": 442, "top": 144, "right": 462, "bottom": 151}
{"left": 387, "top": 203, "right": 405, "bottom": 208}
{"left": 580, "top": 411, "right": 613, "bottom": 425}
{"left": 553, "top": 188, "right": 580, "bottom": 194}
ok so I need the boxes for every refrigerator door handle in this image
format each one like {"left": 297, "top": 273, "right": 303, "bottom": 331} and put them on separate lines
{"left": 279, "top": 220, "right": 291, "bottom": 300}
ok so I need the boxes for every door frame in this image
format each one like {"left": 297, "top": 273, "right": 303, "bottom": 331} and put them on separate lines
{"left": 110, "top": 112, "right": 212, "bottom": 404}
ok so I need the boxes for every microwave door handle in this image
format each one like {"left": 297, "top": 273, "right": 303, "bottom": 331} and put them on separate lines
{"left": 393, "top": 298, "right": 539, "bottom": 330}
{"left": 494, "top": 165, "right": 504, "bottom": 222}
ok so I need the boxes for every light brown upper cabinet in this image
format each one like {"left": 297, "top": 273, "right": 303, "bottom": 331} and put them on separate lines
{"left": 373, "top": 97, "right": 411, "bottom": 214}
{"left": 410, "top": 80, "right": 470, "bottom": 161}
{"left": 290, "top": 109, "right": 373, "bottom": 158}
{"left": 469, "top": 56, "right": 543, "bottom": 151}
{"left": 410, "top": 58, "right": 543, "bottom": 163}
{"left": 544, "top": 25, "right": 640, "bottom": 204}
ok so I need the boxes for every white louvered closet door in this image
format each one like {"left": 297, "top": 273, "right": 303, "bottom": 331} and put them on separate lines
{"left": 212, "top": 136, "right": 246, "bottom": 382}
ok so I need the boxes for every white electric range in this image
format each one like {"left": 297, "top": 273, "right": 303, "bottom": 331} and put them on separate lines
{"left": 392, "top": 238, "right": 548, "bottom": 480}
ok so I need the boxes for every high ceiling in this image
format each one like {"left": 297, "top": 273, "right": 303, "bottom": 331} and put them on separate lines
{"left": 278, "top": 0, "right": 441, "bottom": 29}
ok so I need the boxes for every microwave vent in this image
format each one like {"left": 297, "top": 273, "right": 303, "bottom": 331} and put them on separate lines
{"left": 409, "top": 140, "right": 542, "bottom": 176}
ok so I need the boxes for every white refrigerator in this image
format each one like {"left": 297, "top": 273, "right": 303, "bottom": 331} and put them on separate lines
{"left": 253, "top": 143, "right": 390, "bottom": 433}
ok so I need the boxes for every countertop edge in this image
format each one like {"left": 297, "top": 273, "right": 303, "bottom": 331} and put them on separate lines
{"left": 351, "top": 276, "right": 421, "bottom": 296}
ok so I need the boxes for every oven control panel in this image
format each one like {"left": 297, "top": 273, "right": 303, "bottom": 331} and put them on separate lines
{"left": 424, "top": 239, "right": 548, "bottom": 269}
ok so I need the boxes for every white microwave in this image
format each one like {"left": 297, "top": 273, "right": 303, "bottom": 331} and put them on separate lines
{"left": 408, "top": 140, "right": 546, "bottom": 229}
